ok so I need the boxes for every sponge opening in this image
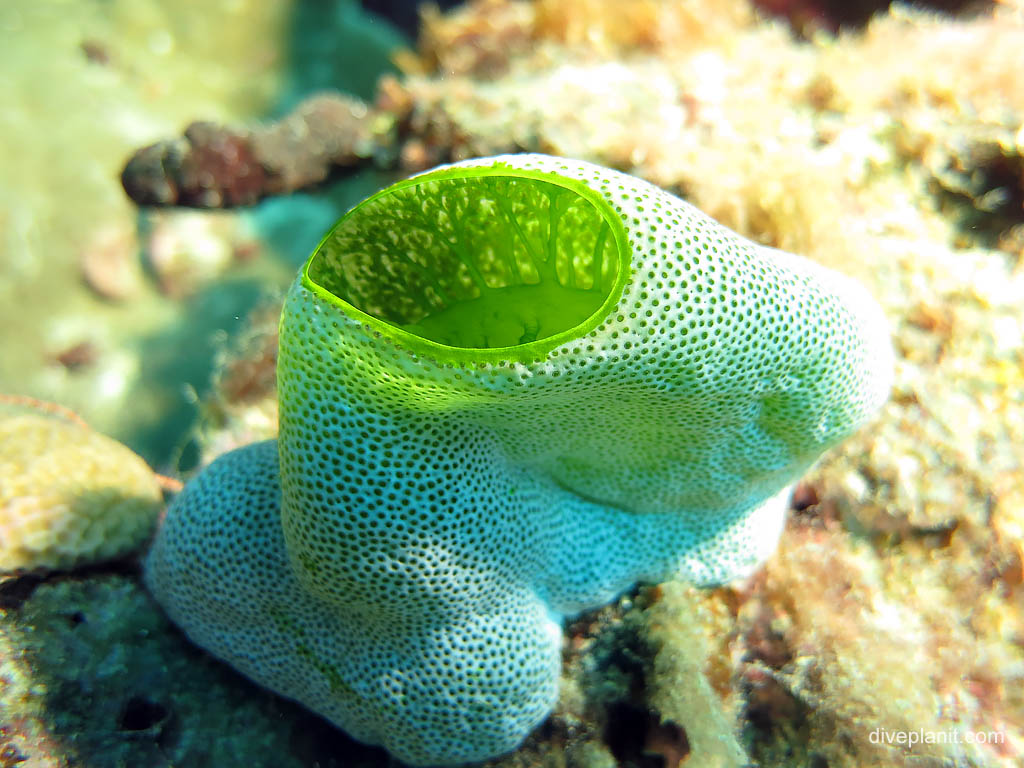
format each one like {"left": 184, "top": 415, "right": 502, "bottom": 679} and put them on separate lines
{"left": 306, "top": 170, "right": 622, "bottom": 350}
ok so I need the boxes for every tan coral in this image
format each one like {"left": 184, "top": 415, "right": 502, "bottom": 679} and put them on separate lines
{"left": 738, "top": 523, "right": 1023, "bottom": 766}
{"left": 0, "top": 409, "right": 162, "bottom": 573}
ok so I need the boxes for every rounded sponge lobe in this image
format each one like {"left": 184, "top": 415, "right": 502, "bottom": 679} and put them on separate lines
{"left": 146, "top": 154, "right": 892, "bottom": 765}
{"left": 145, "top": 440, "right": 562, "bottom": 765}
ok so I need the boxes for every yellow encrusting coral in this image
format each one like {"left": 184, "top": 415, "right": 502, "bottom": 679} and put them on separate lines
{"left": 0, "top": 407, "right": 162, "bottom": 573}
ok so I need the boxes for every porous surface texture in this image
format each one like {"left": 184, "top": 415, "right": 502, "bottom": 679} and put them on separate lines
{"left": 145, "top": 154, "right": 891, "bottom": 765}
{"left": 0, "top": 410, "right": 162, "bottom": 573}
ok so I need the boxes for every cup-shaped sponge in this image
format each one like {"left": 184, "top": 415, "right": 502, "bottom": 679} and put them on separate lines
{"left": 146, "top": 154, "right": 892, "bottom": 765}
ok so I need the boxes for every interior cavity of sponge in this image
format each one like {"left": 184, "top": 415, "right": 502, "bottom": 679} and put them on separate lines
{"left": 306, "top": 174, "right": 620, "bottom": 349}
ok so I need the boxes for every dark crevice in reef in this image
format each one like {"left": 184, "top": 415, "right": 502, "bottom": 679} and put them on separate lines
{"left": 359, "top": 0, "right": 464, "bottom": 39}
{"left": 118, "top": 695, "right": 171, "bottom": 733}
{"left": 0, "top": 574, "right": 45, "bottom": 611}
{"left": 605, "top": 702, "right": 658, "bottom": 768}
{"left": 605, "top": 701, "right": 692, "bottom": 768}
{"left": 0, "top": 557, "right": 142, "bottom": 610}
{"left": 287, "top": 712, "right": 389, "bottom": 768}
{"left": 929, "top": 144, "right": 1024, "bottom": 255}
{"left": 740, "top": 600, "right": 817, "bottom": 768}
{"left": 755, "top": 0, "right": 996, "bottom": 36}
{"left": 577, "top": 602, "right": 693, "bottom": 768}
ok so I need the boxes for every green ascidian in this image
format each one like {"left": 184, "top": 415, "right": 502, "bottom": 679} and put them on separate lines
{"left": 145, "top": 154, "right": 892, "bottom": 765}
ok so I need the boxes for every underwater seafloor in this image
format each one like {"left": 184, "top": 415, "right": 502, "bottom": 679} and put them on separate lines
{"left": 1, "top": 0, "right": 1022, "bottom": 766}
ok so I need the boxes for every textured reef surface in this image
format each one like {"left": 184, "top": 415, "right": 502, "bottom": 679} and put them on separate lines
{"left": 1, "top": 1, "right": 1022, "bottom": 766}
